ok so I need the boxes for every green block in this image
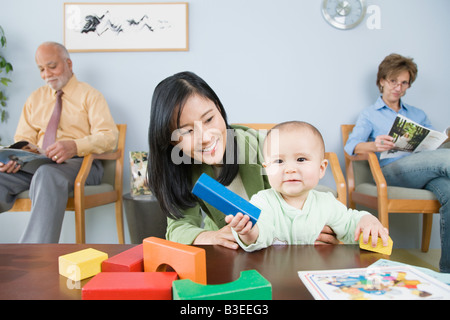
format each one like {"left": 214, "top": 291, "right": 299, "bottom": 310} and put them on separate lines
{"left": 172, "top": 270, "right": 272, "bottom": 300}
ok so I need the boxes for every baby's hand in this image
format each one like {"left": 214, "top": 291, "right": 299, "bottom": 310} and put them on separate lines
{"left": 225, "top": 212, "right": 253, "bottom": 235}
{"left": 225, "top": 213, "right": 259, "bottom": 246}
{"left": 354, "top": 214, "right": 389, "bottom": 247}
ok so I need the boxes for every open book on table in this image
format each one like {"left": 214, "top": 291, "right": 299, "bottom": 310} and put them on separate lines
{"left": 380, "top": 114, "right": 449, "bottom": 159}
{"left": 0, "top": 141, "right": 52, "bottom": 174}
{"left": 298, "top": 264, "right": 450, "bottom": 300}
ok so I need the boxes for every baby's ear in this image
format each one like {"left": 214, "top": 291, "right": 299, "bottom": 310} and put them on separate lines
{"left": 319, "top": 159, "right": 328, "bottom": 179}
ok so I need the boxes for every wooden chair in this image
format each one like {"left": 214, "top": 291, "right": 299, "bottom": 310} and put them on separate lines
{"left": 10, "top": 124, "right": 127, "bottom": 244}
{"left": 233, "top": 123, "right": 347, "bottom": 205}
{"left": 341, "top": 124, "right": 440, "bottom": 252}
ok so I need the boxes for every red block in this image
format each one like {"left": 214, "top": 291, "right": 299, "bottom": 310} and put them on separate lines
{"left": 102, "top": 244, "right": 143, "bottom": 272}
{"left": 82, "top": 272, "right": 178, "bottom": 300}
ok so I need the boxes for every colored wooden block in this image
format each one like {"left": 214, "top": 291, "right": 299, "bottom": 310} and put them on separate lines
{"left": 59, "top": 248, "right": 108, "bottom": 281}
{"left": 82, "top": 272, "right": 178, "bottom": 300}
{"left": 192, "top": 173, "right": 261, "bottom": 226}
{"left": 143, "top": 237, "right": 207, "bottom": 285}
{"left": 102, "top": 244, "right": 144, "bottom": 272}
{"left": 172, "top": 270, "right": 272, "bottom": 300}
{"left": 359, "top": 234, "right": 393, "bottom": 255}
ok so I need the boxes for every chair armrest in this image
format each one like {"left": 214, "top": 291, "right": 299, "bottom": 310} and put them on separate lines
{"left": 344, "top": 150, "right": 388, "bottom": 197}
{"left": 90, "top": 149, "right": 121, "bottom": 161}
{"left": 343, "top": 150, "right": 369, "bottom": 161}
{"left": 74, "top": 154, "right": 95, "bottom": 197}
{"left": 366, "top": 152, "right": 388, "bottom": 201}
{"left": 366, "top": 152, "right": 387, "bottom": 188}
{"left": 73, "top": 150, "right": 121, "bottom": 194}
{"left": 325, "top": 152, "right": 347, "bottom": 204}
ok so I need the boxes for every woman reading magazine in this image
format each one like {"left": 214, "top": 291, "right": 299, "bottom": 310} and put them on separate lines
{"left": 344, "top": 53, "right": 450, "bottom": 273}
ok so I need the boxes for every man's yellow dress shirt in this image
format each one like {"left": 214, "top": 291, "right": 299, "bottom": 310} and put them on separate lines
{"left": 15, "top": 75, "right": 118, "bottom": 156}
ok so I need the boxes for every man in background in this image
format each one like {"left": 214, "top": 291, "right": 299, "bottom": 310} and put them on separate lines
{"left": 0, "top": 42, "right": 118, "bottom": 243}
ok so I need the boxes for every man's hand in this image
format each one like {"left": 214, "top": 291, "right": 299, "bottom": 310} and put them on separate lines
{"left": 315, "top": 225, "right": 340, "bottom": 245}
{"left": 46, "top": 140, "right": 77, "bottom": 163}
{"left": 0, "top": 160, "right": 21, "bottom": 174}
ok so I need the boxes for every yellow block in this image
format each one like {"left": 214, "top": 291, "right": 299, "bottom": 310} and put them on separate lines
{"left": 59, "top": 248, "right": 108, "bottom": 281}
{"left": 359, "top": 234, "right": 393, "bottom": 255}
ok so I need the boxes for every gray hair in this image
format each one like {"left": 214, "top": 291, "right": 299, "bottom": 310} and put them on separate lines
{"left": 39, "top": 41, "right": 70, "bottom": 59}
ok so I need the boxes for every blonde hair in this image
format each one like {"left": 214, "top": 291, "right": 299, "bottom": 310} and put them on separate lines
{"left": 265, "top": 121, "right": 325, "bottom": 157}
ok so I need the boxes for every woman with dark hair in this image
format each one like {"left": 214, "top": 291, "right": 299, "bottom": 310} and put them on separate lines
{"left": 148, "top": 71, "right": 338, "bottom": 249}
{"left": 345, "top": 54, "right": 450, "bottom": 272}
{"left": 147, "top": 71, "right": 269, "bottom": 249}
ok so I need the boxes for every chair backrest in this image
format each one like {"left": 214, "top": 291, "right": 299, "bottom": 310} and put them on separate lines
{"left": 341, "top": 124, "right": 375, "bottom": 187}
{"left": 233, "top": 123, "right": 276, "bottom": 130}
{"left": 101, "top": 124, "right": 127, "bottom": 188}
{"left": 101, "top": 159, "right": 116, "bottom": 185}
{"left": 340, "top": 124, "right": 354, "bottom": 147}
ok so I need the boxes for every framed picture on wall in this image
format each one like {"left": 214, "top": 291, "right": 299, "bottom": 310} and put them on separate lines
{"left": 64, "top": 2, "right": 189, "bottom": 52}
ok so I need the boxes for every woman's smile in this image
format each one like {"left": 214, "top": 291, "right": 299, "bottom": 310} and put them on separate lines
{"left": 200, "top": 139, "right": 218, "bottom": 153}
{"left": 174, "top": 94, "right": 227, "bottom": 165}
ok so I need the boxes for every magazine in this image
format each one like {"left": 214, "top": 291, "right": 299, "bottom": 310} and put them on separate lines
{"left": 0, "top": 141, "right": 52, "bottom": 174}
{"left": 298, "top": 265, "right": 450, "bottom": 300}
{"left": 380, "top": 115, "right": 449, "bottom": 159}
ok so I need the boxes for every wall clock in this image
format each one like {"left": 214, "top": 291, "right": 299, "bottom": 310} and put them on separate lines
{"left": 322, "top": 0, "right": 367, "bottom": 30}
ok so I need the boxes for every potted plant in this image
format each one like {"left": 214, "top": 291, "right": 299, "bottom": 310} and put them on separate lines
{"left": 0, "top": 26, "right": 13, "bottom": 144}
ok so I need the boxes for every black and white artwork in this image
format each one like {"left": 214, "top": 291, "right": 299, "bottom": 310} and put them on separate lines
{"left": 64, "top": 3, "right": 188, "bottom": 52}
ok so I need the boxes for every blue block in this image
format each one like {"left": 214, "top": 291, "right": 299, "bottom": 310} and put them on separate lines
{"left": 192, "top": 173, "right": 260, "bottom": 226}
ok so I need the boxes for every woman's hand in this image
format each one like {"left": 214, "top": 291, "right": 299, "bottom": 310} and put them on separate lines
{"left": 373, "top": 135, "right": 395, "bottom": 152}
{"left": 193, "top": 225, "right": 239, "bottom": 250}
{"left": 354, "top": 135, "right": 395, "bottom": 154}
{"left": 315, "top": 225, "right": 340, "bottom": 244}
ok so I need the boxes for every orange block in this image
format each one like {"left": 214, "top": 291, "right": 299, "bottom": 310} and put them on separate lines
{"left": 143, "top": 237, "right": 207, "bottom": 285}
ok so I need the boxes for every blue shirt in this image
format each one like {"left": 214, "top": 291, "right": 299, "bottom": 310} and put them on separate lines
{"left": 344, "top": 96, "right": 433, "bottom": 167}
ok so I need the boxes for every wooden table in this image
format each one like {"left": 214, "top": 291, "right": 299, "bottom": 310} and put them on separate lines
{"left": 0, "top": 243, "right": 385, "bottom": 300}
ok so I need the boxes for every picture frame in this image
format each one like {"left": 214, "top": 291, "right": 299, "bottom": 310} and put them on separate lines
{"left": 64, "top": 2, "right": 189, "bottom": 52}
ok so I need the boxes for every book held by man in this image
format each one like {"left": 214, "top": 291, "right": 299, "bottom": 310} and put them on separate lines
{"left": 0, "top": 141, "right": 52, "bottom": 173}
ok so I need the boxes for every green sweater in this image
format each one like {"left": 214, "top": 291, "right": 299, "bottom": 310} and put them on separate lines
{"left": 165, "top": 125, "right": 271, "bottom": 244}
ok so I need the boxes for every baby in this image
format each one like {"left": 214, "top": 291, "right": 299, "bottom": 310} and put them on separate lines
{"left": 226, "top": 121, "right": 389, "bottom": 252}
